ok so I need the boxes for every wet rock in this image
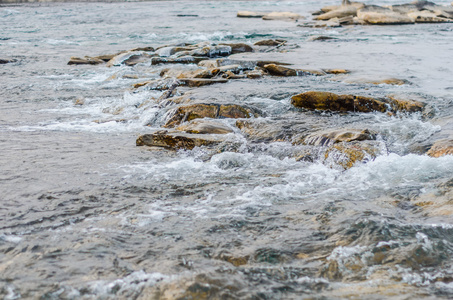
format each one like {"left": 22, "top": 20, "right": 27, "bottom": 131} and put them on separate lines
{"left": 262, "top": 12, "right": 304, "bottom": 21}
{"left": 427, "top": 139, "right": 453, "bottom": 157}
{"left": 390, "top": 3, "right": 422, "bottom": 14}
{"left": 357, "top": 9, "right": 414, "bottom": 24}
{"left": 220, "top": 43, "right": 253, "bottom": 54}
{"left": 315, "top": 5, "right": 358, "bottom": 21}
{"left": 320, "top": 2, "right": 365, "bottom": 13}
{"left": 176, "top": 120, "right": 233, "bottom": 134}
{"left": 338, "top": 77, "right": 409, "bottom": 85}
{"left": 323, "top": 69, "right": 350, "bottom": 74}
{"left": 0, "top": 58, "right": 16, "bottom": 64}
{"left": 324, "top": 141, "right": 383, "bottom": 169}
{"left": 408, "top": 10, "right": 452, "bottom": 22}
{"left": 151, "top": 56, "right": 209, "bottom": 65}
{"left": 106, "top": 51, "right": 151, "bottom": 67}
{"left": 295, "top": 129, "right": 377, "bottom": 147}
{"left": 235, "top": 119, "right": 289, "bottom": 142}
{"left": 313, "top": 18, "right": 342, "bottom": 27}
{"left": 254, "top": 39, "right": 287, "bottom": 46}
{"left": 245, "top": 69, "right": 264, "bottom": 79}
{"left": 67, "top": 56, "right": 105, "bottom": 65}
{"left": 178, "top": 78, "right": 229, "bottom": 87}
{"left": 237, "top": 11, "right": 268, "bottom": 18}
{"left": 132, "top": 78, "right": 179, "bottom": 90}
{"left": 291, "top": 91, "right": 388, "bottom": 113}
{"left": 198, "top": 60, "right": 219, "bottom": 68}
{"left": 164, "top": 103, "right": 258, "bottom": 127}
{"left": 74, "top": 97, "right": 85, "bottom": 106}
{"left": 263, "top": 64, "right": 325, "bottom": 76}
{"left": 136, "top": 130, "right": 226, "bottom": 150}
{"left": 129, "top": 46, "right": 155, "bottom": 52}
{"left": 386, "top": 94, "right": 425, "bottom": 113}
{"left": 308, "top": 36, "right": 339, "bottom": 41}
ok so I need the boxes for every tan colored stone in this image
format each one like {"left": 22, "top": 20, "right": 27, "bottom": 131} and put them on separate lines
{"left": 68, "top": 56, "right": 105, "bottom": 65}
{"left": 237, "top": 11, "right": 267, "bottom": 18}
{"left": 136, "top": 131, "right": 225, "bottom": 150}
{"left": 263, "top": 64, "right": 297, "bottom": 76}
{"left": 291, "top": 91, "right": 388, "bottom": 113}
{"left": 408, "top": 10, "right": 452, "bottom": 23}
{"left": 427, "top": 139, "right": 453, "bottom": 157}
{"left": 320, "top": 2, "right": 364, "bottom": 13}
{"left": 220, "top": 43, "right": 253, "bottom": 54}
{"left": 198, "top": 60, "right": 219, "bottom": 68}
{"left": 315, "top": 5, "right": 358, "bottom": 21}
{"left": 262, "top": 12, "right": 304, "bottom": 21}
{"left": 176, "top": 120, "right": 233, "bottom": 134}
{"left": 323, "top": 69, "right": 350, "bottom": 74}
{"left": 295, "top": 129, "right": 376, "bottom": 146}
{"left": 357, "top": 11, "right": 414, "bottom": 24}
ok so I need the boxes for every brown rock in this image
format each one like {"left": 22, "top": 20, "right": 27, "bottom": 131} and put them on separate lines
{"left": 164, "top": 103, "right": 257, "bottom": 127}
{"left": 176, "top": 120, "right": 233, "bottom": 134}
{"left": 427, "top": 139, "right": 453, "bottom": 157}
{"left": 198, "top": 60, "right": 219, "bottom": 68}
{"left": 68, "top": 56, "right": 105, "bottom": 65}
{"left": 237, "top": 11, "right": 268, "bottom": 18}
{"left": 254, "top": 39, "right": 287, "bottom": 46}
{"left": 386, "top": 94, "right": 425, "bottom": 113}
{"left": 295, "top": 128, "right": 377, "bottom": 146}
{"left": 324, "top": 141, "right": 383, "bottom": 169}
{"left": 220, "top": 43, "right": 253, "bottom": 54}
{"left": 315, "top": 5, "right": 358, "bottom": 21}
{"left": 323, "top": 69, "right": 350, "bottom": 74}
{"left": 136, "top": 130, "right": 225, "bottom": 150}
{"left": 178, "top": 78, "right": 229, "bottom": 87}
{"left": 263, "top": 64, "right": 297, "bottom": 76}
{"left": 291, "top": 91, "right": 388, "bottom": 113}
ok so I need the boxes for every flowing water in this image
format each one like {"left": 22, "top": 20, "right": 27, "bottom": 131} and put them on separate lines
{"left": 1, "top": 0, "right": 453, "bottom": 299}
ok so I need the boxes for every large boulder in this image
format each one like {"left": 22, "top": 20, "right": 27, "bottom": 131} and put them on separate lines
{"left": 164, "top": 103, "right": 258, "bottom": 127}
{"left": 136, "top": 130, "right": 225, "bottom": 150}
{"left": 315, "top": 5, "right": 358, "bottom": 21}
{"left": 427, "top": 139, "right": 453, "bottom": 157}
{"left": 291, "top": 91, "right": 388, "bottom": 113}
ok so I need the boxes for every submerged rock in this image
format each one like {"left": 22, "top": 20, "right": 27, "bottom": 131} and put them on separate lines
{"left": 176, "top": 119, "right": 233, "bottom": 134}
{"left": 136, "top": 130, "right": 225, "bottom": 150}
{"left": 295, "top": 128, "right": 377, "bottom": 146}
{"left": 291, "top": 91, "right": 388, "bottom": 113}
{"left": 164, "top": 103, "right": 258, "bottom": 127}
{"left": 178, "top": 78, "right": 229, "bottom": 87}
{"left": 324, "top": 140, "right": 384, "bottom": 169}
{"left": 106, "top": 51, "right": 151, "bottom": 67}
{"left": 386, "top": 94, "right": 425, "bottom": 113}
{"left": 427, "top": 139, "right": 453, "bottom": 157}
{"left": 151, "top": 56, "right": 209, "bottom": 65}
{"left": 0, "top": 58, "right": 16, "bottom": 64}
{"left": 254, "top": 39, "right": 287, "bottom": 46}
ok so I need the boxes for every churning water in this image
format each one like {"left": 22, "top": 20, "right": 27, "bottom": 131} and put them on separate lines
{"left": 1, "top": 0, "right": 453, "bottom": 299}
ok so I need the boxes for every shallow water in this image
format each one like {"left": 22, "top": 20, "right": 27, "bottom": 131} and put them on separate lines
{"left": 1, "top": 0, "right": 453, "bottom": 299}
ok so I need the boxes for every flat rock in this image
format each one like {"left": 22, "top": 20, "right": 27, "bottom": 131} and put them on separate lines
{"left": 386, "top": 94, "right": 425, "bottom": 113}
{"left": 263, "top": 64, "right": 325, "bottom": 76}
{"left": 151, "top": 56, "right": 209, "bottom": 65}
{"left": 0, "top": 58, "right": 16, "bottom": 64}
{"left": 262, "top": 12, "right": 304, "bottom": 21}
{"left": 164, "top": 103, "right": 258, "bottom": 127}
{"left": 291, "top": 91, "right": 388, "bottom": 113}
{"left": 427, "top": 139, "right": 453, "bottom": 157}
{"left": 178, "top": 78, "right": 229, "bottom": 87}
{"left": 357, "top": 10, "right": 414, "bottom": 24}
{"left": 106, "top": 51, "right": 151, "bottom": 67}
{"left": 320, "top": 2, "right": 365, "bottom": 12}
{"left": 235, "top": 120, "right": 290, "bottom": 142}
{"left": 408, "top": 10, "right": 452, "bottom": 22}
{"left": 254, "top": 39, "right": 287, "bottom": 46}
{"left": 295, "top": 128, "right": 377, "bottom": 146}
{"left": 323, "top": 69, "right": 350, "bottom": 74}
{"left": 220, "top": 43, "right": 253, "bottom": 54}
{"left": 237, "top": 11, "right": 268, "bottom": 18}
{"left": 315, "top": 5, "right": 358, "bottom": 20}
{"left": 68, "top": 56, "right": 105, "bottom": 65}
{"left": 136, "top": 130, "right": 226, "bottom": 150}
{"left": 176, "top": 119, "right": 233, "bottom": 134}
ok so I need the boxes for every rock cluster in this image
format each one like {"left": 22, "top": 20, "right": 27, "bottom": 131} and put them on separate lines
{"left": 308, "top": 1, "right": 453, "bottom": 26}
